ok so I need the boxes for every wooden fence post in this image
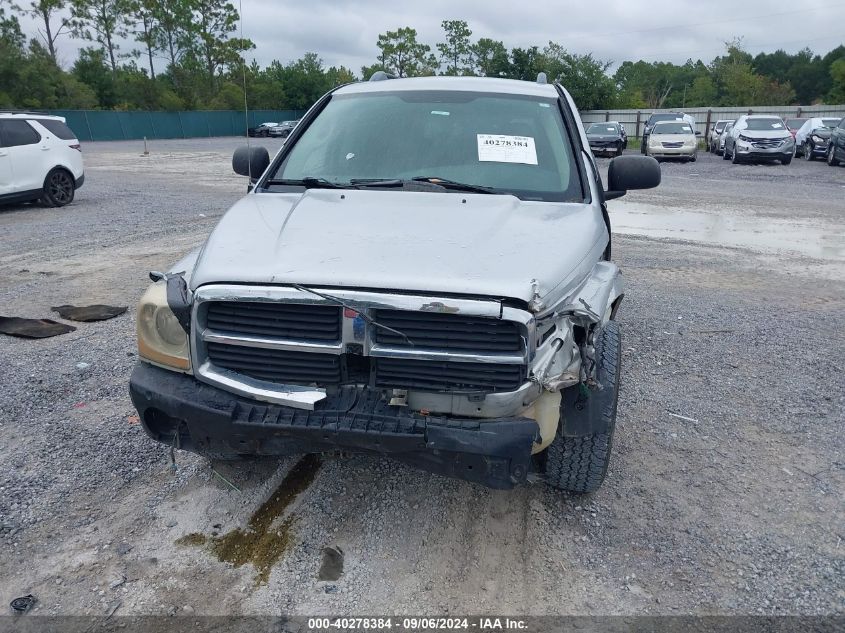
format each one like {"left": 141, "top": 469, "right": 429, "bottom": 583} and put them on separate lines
{"left": 704, "top": 109, "right": 712, "bottom": 142}
{"left": 635, "top": 111, "right": 641, "bottom": 140}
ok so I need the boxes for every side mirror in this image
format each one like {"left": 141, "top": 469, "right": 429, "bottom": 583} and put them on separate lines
{"left": 605, "top": 155, "right": 661, "bottom": 200}
{"left": 232, "top": 145, "right": 270, "bottom": 179}
{"left": 695, "top": 131, "right": 703, "bottom": 136}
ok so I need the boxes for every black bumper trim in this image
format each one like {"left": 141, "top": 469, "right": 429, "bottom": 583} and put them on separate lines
{"left": 129, "top": 363, "right": 540, "bottom": 489}
{"left": 75, "top": 173, "right": 85, "bottom": 189}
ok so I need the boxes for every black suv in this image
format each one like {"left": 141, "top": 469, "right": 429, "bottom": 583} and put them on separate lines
{"left": 827, "top": 117, "right": 845, "bottom": 166}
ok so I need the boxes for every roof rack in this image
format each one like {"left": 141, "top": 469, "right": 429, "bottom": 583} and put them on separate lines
{"left": 0, "top": 110, "right": 52, "bottom": 116}
{"left": 369, "top": 70, "right": 397, "bottom": 82}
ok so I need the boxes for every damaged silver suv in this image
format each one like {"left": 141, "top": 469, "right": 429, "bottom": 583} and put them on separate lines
{"left": 129, "top": 74, "right": 660, "bottom": 493}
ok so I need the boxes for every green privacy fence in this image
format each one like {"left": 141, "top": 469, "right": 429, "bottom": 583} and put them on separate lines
{"left": 45, "top": 109, "right": 306, "bottom": 142}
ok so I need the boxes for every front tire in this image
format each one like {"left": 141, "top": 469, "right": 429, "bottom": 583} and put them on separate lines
{"left": 543, "top": 321, "right": 620, "bottom": 494}
{"left": 40, "top": 168, "right": 75, "bottom": 207}
{"left": 781, "top": 154, "right": 793, "bottom": 165}
{"left": 731, "top": 146, "right": 742, "bottom": 164}
{"left": 804, "top": 143, "right": 814, "bottom": 161}
{"left": 828, "top": 145, "right": 841, "bottom": 166}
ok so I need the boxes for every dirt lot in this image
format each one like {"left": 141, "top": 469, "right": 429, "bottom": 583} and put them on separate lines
{"left": 0, "top": 138, "right": 843, "bottom": 617}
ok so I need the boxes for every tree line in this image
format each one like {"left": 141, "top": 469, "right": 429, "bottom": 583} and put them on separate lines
{"left": 1, "top": 7, "right": 844, "bottom": 113}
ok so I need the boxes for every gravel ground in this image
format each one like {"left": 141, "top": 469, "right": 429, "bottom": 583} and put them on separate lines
{"left": 0, "top": 139, "right": 842, "bottom": 617}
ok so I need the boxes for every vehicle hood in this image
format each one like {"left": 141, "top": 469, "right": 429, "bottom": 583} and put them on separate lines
{"left": 810, "top": 128, "right": 832, "bottom": 139}
{"left": 651, "top": 133, "right": 693, "bottom": 143}
{"left": 586, "top": 133, "right": 620, "bottom": 141}
{"left": 740, "top": 129, "right": 791, "bottom": 140}
{"left": 189, "top": 190, "right": 607, "bottom": 304}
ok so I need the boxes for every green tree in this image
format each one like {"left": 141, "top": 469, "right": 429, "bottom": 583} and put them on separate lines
{"left": 128, "top": 0, "right": 159, "bottom": 78}
{"left": 152, "top": 0, "right": 193, "bottom": 71}
{"left": 685, "top": 75, "right": 717, "bottom": 106}
{"left": 543, "top": 43, "right": 614, "bottom": 110}
{"left": 72, "top": 46, "right": 115, "bottom": 105}
{"left": 376, "top": 27, "right": 436, "bottom": 78}
{"left": 191, "top": 0, "right": 253, "bottom": 92}
{"left": 827, "top": 58, "right": 845, "bottom": 103}
{"left": 472, "top": 37, "right": 509, "bottom": 77}
{"left": 436, "top": 19, "right": 472, "bottom": 75}
{"left": 11, "top": 0, "right": 70, "bottom": 63}
{"left": 509, "top": 46, "right": 544, "bottom": 81}
{"left": 70, "top": 0, "right": 132, "bottom": 72}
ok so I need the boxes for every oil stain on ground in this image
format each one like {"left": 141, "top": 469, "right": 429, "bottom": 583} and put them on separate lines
{"left": 176, "top": 454, "right": 321, "bottom": 584}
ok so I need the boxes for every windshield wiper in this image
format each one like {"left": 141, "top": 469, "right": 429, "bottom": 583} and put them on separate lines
{"left": 292, "top": 283, "right": 415, "bottom": 347}
{"left": 263, "top": 177, "right": 347, "bottom": 189}
{"left": 410, "top": 177, "right": 502, "bottom": 194}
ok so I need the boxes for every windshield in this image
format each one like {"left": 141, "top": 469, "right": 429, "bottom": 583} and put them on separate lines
{"left": 820, "top": 118, "right": 840, "bottom": 128}
{"left": 786, "top": 118, "right": 806, "bottom": 129}
{"left": 652, "top": 122, "right": 693, "bottom": 134}
{"left": 714, "top": 121, "right": 727, "bottom": 132}
{"left": 648, "top": 113, "right": 683, "bottom": 125}
{"left": 269, "top": 91, "right": 582, "bottom": 202}
{"left": 586, "top": 123, "right": 618, "bottom": 134}
{"left": 745, "top": 118, "right": 785, "bottom": 131}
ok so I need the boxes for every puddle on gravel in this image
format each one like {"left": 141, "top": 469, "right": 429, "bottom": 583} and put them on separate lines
{"left": 610, "top": 201, "right": 845, "bottom": 262}
{"left": 318, "top": 545, "right": 345, "bottom": 581}
{"left": 176, "top": 454, "right": 321, "bottom": 584}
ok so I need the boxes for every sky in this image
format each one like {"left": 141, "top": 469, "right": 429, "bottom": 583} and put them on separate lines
{"left": 14, "top": 0, "right": 845, "bottom": 73}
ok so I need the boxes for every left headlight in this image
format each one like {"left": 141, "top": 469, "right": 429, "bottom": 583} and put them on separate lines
{"left": 811, "top": 135, "right": 823, "bottom": 143}
{"left": 137, "top": 282, "right": 191, "bottom": 372}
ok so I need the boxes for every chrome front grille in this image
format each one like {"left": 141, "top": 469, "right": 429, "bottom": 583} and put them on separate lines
{"left": 373, "top": 309, "right": 523, "bottom": 353}
{"left": 206, "top": 301, "right": 341, "bottom": 342}
{"left": 192, "top": 286, "right": 534, "bottom": 407}
{"left": 206, "top": 342, "right": 341, "bottom": 384}
{"left": 375, "top": 358, "right": 525, "bottom": 392}
{"left": 751, "top": 139, "right": 784, "bottom": 149}
{"left": 661, "top": 142, "right": 684, "bottom": 148}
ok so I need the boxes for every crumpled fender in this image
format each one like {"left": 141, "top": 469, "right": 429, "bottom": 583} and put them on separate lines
{"left": 557, "top": 261, "right": 623, "bottom": 324}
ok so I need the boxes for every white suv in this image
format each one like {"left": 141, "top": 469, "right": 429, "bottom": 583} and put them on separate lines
{"left": 0, "top": 112, "right": 85, "bottom": 207}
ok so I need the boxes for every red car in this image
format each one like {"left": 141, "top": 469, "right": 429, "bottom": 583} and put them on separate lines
{"left": 785, "top": 117, "right": 807, "bottom": 139}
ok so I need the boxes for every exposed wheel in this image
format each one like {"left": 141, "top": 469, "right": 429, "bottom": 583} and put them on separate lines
{"left": 804, "top": 143, "right": 814, "bottom": 161}
{"left": 40, "top": 168, "right": 75, "bottom": 207}
{"left": 616, "top": 143, "right": 624, "bottom": 157}
{"left": 543, "top": 321, "right": 620, "bottom": 494}
{"left": 722, "top": 146, "right": 730, "bottom": 160}
{"left": 689, "top": 152, "right": 697, "bottom": 162}
{"left": 731, "top": 147, "right": 741, "bottom": 164}
{"left": 781, "top": 155, "right": 793, "bottom": 165}
{"left": 828, "top": 145, "right": 840, "bottom": 166}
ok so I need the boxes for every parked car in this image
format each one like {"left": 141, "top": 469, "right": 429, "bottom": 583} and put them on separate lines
{"left": 716, "top": 121, "right": 735, "bottom": 156}
{"left": 644, "top": 120, "right": 697, "bottom": 161}
{"left": 641, "top": 112, "right": 695, "bottom": 153}
{"left": 785, "top": 118, "right": 808, "bottom": 140}
{"left": 129, "top": 74, "right": 661, "bottom": 494}
{"left": 827, "top": 117, "right": 845, "bottom": 166}
{"left": 723, "top": 115, "right": 794, "bottom": 165}
{"left": 794, "top": 117, "right": 842, "bottom": 160}
{"left": 708, "top": 120, "right": 732, "bottom": 153}
{"left": 269, "top": 120, "right": 300, "bottom": 138}
{"left": 247, "top": 122, "right": 278, "bottom": 137}
{"left": 0, "top": 112, "right": 84, "bottom": 207}
{"left": 585, "top": 121, "right": 627, "bottom": 156}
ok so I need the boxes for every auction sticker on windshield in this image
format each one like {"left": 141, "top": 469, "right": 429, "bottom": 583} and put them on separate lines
{"left": 477, "top": 134, "right": 538, "bottom": 165}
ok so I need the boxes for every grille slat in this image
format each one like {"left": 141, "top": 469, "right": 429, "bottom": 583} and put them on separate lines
{"left": 373, "top": 310, "right": 522, "bottom": 353}
{"left": 205, "top": 302, "right": 341, "bottom": 342}
{"left": 375, "top": 358, "right": 523, "bottom": 392}
{"left": 207, "top": 342, "right": 340, "bottom": 384}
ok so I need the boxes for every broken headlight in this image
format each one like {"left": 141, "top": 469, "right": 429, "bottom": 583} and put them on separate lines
{"left": 137, "top": 282, "right": 191, "bottom": 372}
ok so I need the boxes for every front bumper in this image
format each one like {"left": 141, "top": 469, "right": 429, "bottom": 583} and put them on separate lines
{"left": 735, "top": 143, "right": 793, "bottom": 160}
{"left": 75, "top": 174, "right": 85, "bottom": 189}
{"left": 129, "top": 362, "right": 540, "bottom": 489}
{"left": 648, "top": 146, "right": 696, "bottom": 157}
